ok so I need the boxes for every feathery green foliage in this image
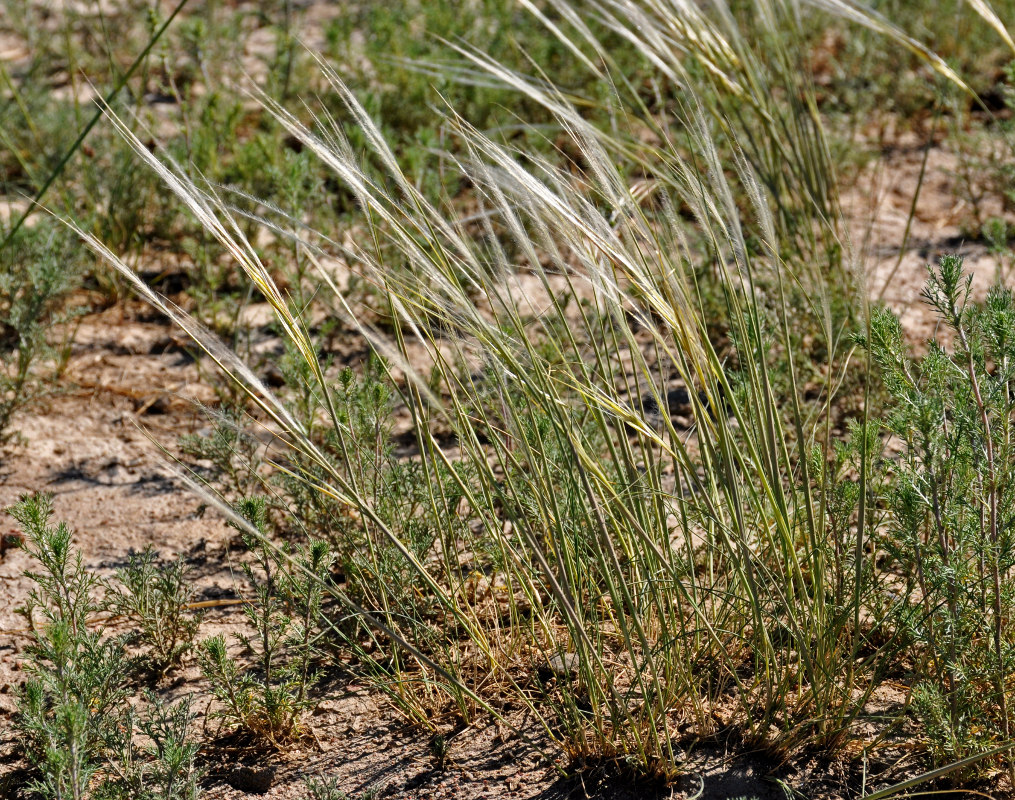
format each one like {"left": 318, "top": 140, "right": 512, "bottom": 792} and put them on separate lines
{"left": 858, "top": 255, "right": 1015, "bottom": 773}
{"left": 198, "top": 496, "right": 332, "bottom": 746}
{"left": 0, "top": 224, "right": 81, "bottom": 443}
{"left": 106, "top": 547, "right": 201, "bottom": 676}
{"left": 9, "top": 494, "right": 203, "bottom": 799}
{"left": 101, "top": 694, "right": 203, "bottom": 800}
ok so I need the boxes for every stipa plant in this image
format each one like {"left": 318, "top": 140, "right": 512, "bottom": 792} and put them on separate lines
{"left": 199, "top": 497, "right": 333, "bottom": 747}
{"left": 10, "top": 493, "right": 131, "bottom": 800}
{"left": 857, "top": 255, "right": 1015, "bottom": 772}
{"left": 105, "top": 546, "right": 201, "bottom": 677}
{"left": 85, "top": 75, "right": 870, "bottom": 776}
{"left": 79, "top": 0, "right": 999, "bottom": 786}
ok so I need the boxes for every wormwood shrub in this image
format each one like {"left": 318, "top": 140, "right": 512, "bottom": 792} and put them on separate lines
{"left": 858, "top": 255, "right": 1015, "bottom": 771}
{"left": 177, "top": 354, "right": 473, "bottom": 727}
{"left": 11, "top": 494, "right": 130, "bottom": 800}
{"left": 0, "top": 224, "right": 81, "bottom": 444}
{"left": 179, "top": 401, "right": 266, "bottom": 502}
{"left": 106, "top": 546, "right": 201, "bottom": 677}
{"left": 178, "top": 355, "right": 398, "bottom": 540}
{"left": 101, "top": 694, "right": 202, "bottom": 800}
{"left": 9, "top": 494, "right": 203, "bottom": 799}
{"left": 199, "top": 496, "right": 333, "bottom": 747}
{"left": 264, "top": 354, "right": 396, "bottom": 549}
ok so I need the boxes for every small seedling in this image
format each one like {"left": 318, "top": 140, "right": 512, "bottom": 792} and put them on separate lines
{"left": 199, "top": 496, "right": 334, "bottom": 747}
{"left": 304, "top": 775, "right": 349, "bottom": 800}
{"left": 429, "top": 733, "right": 451, "bottom": 771}
{"left": 106, "top": 546, "right": 201, "bottom": 676}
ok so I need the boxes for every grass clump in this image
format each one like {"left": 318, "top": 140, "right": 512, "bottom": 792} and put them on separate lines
{"left": 87, "top": 45, "right": 871, "bottom": 780}
{"left": 48, "top": 0, "right": 1015, "bottom": 794}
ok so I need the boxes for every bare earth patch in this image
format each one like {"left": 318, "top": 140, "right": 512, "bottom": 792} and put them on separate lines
{"left": 844, "top": 131, "right": 1010, "bottom": 347}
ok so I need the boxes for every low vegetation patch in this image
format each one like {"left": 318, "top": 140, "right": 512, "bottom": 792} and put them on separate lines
{"left": 6, "top": 0, "right": 1015, "bottom": 798}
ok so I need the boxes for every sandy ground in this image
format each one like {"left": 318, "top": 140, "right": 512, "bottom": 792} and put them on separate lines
{"left": 845, "top": 131, "right": 1008, "bottom": 345}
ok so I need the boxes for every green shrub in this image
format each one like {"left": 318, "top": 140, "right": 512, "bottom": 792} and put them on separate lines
{"left": 858, "top": 254, "right": 1015, "bottom": 771}
{"left": 106, "top": 547, "right": 201, "bottom": 677}
{"left": 0, "top": 224, "right": 81, "bottom": 443}
{"left": 9, "top": 495, "right": 203, "bottom": 799}
{"left": 10, "top": 494, "right": 127, "bottom": 799}
{"left": 198, "top": 497, "right": 332, "bottom": 746}
{"left": 101, "top": 693, "right": 202, "bottom": 800}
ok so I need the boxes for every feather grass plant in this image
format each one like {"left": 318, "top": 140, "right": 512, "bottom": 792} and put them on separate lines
{"left": 73, "top": 0, "right": 1012, "bottom": 786}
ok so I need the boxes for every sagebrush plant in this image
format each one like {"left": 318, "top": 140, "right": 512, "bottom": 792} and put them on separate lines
{"left": 9, "top": 494, "right": 204, "bottom": 800}
{"left": 858, "top": 255, "right": 1015, "bottom": 771}
{"left": 106, "top": 546, "right": 201, "bottom": 676}
{"left": 198, "top": 496, "right": 333, "bottom": 746}
{"left": 11, "top": 494, "right": 130, "bottom": 800}
{"left": 0, "top": 224, "right": 81, "bottom": 443}
{"left": 77, "top": 0, "right": 1015, "bottom": 791}
{"left": 101, "top": 693, "right": 203, "bottom": 800}
{"left": 179, "top": 401, "right": 267, "bottom": 502}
